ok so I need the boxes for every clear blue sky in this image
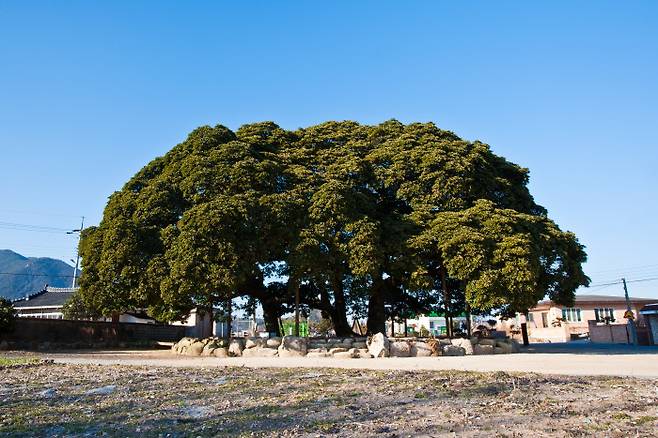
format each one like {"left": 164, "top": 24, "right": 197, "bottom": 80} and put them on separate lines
{"left": 1, "top": 1, "right": 657, "bottom": 298}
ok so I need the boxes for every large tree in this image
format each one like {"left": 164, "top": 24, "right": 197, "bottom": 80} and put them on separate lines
{"left": 78, "top": 120, "right": 589, "bottom": 336}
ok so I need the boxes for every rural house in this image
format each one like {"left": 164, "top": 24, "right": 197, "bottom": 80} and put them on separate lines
{"left": 524, "top": 294, "right": 656, "bottom": 343}
{"left": 12, "top": 286, "right": 77, "bottom": 319}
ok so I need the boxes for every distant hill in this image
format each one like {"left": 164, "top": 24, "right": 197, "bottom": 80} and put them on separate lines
{"left": 0, "top": 249, "right": 76, "bottom": 300}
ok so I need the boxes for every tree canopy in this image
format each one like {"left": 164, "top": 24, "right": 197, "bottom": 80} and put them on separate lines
{"left": 77, "top": 120, "right": 589, "bottom": 335}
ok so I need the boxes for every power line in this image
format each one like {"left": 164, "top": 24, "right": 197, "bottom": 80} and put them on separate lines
{"left": 0, "top": 221, "right": 72, "bottom": 234}
{"left": 0, "top": 272, "right": 77, "bottom": 278}
{"left": 588, "top": 276, "right": 658, "bottom": 288}
{"left": 626, "top": 276, "right": 658, "bottom": 285}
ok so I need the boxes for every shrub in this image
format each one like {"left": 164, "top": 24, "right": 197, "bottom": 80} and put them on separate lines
{"left": 0, "top": 298, "right": 16, "bottom": 334}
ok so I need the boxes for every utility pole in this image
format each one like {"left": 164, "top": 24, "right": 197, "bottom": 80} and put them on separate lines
{"left": 68, "top": 216, "right": 84, "bottom": 288}
{"left": 622, "top": 277, "right": 638, "bottom": 346}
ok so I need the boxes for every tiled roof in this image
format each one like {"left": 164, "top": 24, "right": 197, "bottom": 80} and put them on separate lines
{"left": 535, "top": 294, "right": 657, "bottom": 307}
{"left": 12, "top": 286, "right": 77, "bottom": 308}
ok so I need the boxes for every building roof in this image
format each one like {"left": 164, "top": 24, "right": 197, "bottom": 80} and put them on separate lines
{"left": 640, "top": 303, "right": 658, "bottom": 315}
{"left": 532, "top": 294, "right": 657, "bottom": 309}
{"left": 12, "top": 286, "right": 77, "bottom": 309}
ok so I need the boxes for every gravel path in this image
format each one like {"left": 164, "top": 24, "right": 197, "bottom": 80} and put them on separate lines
{"left": 34, "top": 348, "right": 658, "bottom": 378}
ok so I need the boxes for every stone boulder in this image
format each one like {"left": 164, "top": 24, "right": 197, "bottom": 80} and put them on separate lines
{"left": 266, "top": 337, "right": 282, "bottom": 348}
{"left": 278, "top": 336, "right": 308, "bottom": 357}
{"left": 478, "top": 338, "right": 496, "bottom": 346}
{"left": 367, "top": 332, "right": 389, "bottom": 358}
{"left": 329, "top": 347, "right": 348, "bottom": 355}
{"left": 450, "top": 338, "right": 474, "bottom": 355}
{"left": 339, "top": 338, "right": 354, "bottom": 349}
{"left": 307, "top": 351, "right": 330, "bottom": 358}
{"left": 228, "top": 339, "right": 245, "bottom": 357}
{"left": 308, "top": 340, "right": 326, "bottom": 349}
{"left": 474, "top": 344, "right": 495, "bottom": 355}
{"left": 410, "top": 341, "right": 433, "bottom": 357}
{"left": 245, "top": 337, "right": 264, "bottom": 349}
{"left": 213, "top": 347, "right": 229, "bottom": 358}
{"left": 390, "top": 341, "right": 411, "bottom": 357}
{"left": 357, "top": 348, "right": 373, "bottom": 358}
{"left": 187, "top": 341, "right": 205, "bottom": 356}
{"left": 333, "top": 348, "right": 357, "bottom": 359}
{"left": 442, "top": 345, "right": 466, "bottom": 356}
{"left": 242, "top": 347, "right": 278, "bottom": 357}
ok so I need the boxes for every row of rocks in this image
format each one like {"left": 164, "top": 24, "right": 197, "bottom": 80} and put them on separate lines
{"left": 171, "top": 334, "right": 521, "bottom": 358}
{"left": 383, "top": 335, "right": 520, "bottom": 357}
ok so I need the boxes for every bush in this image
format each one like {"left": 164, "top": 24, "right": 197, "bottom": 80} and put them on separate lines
{"left": 62, "top": 291, "right": 100, "bottom": 320}
{"left": 0, "top": 298, "right": 16, "bottom": 334}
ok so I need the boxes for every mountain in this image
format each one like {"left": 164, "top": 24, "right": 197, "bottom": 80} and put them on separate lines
{"left": 0, "top": 249, "right": 76, "bottom": 300}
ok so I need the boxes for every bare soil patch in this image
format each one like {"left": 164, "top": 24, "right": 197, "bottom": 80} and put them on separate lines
{"left": 1, "top": 361, "right": 657, "bottom": 437}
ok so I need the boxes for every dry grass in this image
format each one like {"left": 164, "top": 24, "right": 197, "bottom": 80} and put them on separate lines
{"left": 0, "top": 363, "right": 657, "bottom": 437}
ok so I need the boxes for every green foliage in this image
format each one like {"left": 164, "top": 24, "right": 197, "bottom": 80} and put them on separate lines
{"left": 62, "top": 291, "right": 100, "bottom": 320}
{"left": 79, "top": 120, "right": 589, "bottom": 333}
{"left": 0, "top": 298, "right": 16, "bottom": 334}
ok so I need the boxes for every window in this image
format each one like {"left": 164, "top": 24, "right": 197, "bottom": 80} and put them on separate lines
{"left": 595, "top": 308, "right": 615, "bottom": 322}
{"left": 561, "top": 308, "right": 582, "bottom": 322}
{"left": 527, "top": 313, "right": 534, "bottom": 323}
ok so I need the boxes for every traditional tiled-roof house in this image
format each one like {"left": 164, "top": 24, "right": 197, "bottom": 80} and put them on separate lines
{"left": 12, "top": 286, "right": 77, "bottom": 319}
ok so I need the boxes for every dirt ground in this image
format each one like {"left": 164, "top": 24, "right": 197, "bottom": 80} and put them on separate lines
{"left": 27, "top": 345, "right": 658, "bottom": 378}
{"left": 1, "top": 360, "right": 657, "bottom": 437}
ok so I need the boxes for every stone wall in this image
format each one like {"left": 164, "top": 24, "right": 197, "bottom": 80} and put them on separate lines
{"left": 171, "top": 333, "right": 520, "bottom": 358}
{"left": 1, "top": 317, "right": 186, "bottom": 349}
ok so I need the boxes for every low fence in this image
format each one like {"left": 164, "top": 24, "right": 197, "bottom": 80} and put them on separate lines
{"left": 2, "top": 317, "right": 185, "bottom": 346}
{"left": 527, "top": 325, "right": 570, "bottom": 343}
{"left": 588, "top": 320, "right": 652, "bottom": 345}
{"left": 588, "top": 321, "right": 630, "bottom": 343}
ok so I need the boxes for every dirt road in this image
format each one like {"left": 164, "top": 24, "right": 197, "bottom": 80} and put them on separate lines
{"left": 36, "top": 347, "right": 658, "bottom": 378}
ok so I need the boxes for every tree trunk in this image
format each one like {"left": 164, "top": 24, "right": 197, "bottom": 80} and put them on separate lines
{"left": 440, "top": 266, "right": 452, "bottom": 338}
{"left": 290, "top": 277, "right": 300, "bottom": 336}
{"left": 226, "top": 299, "right": 232, "bottom": 339}
{"left": 331, "top": 273, "right": 352, "bottom": 337}
{"left": 207, "top": 302, "right": 214, "bottom": 338}
{"left": 260, "top": 297, "right": 281, "bottom": 336}
{"left": 367, "top": 275, "right": 386, "bottom": 335}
